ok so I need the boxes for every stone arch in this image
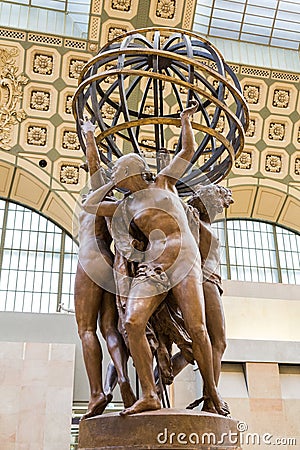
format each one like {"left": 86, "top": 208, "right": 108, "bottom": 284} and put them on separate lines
{"left": 0, "top": 158, "right": 79, "bottom": 238}
{"left": 226, "top": 180, "right": 300, "bottom": 233}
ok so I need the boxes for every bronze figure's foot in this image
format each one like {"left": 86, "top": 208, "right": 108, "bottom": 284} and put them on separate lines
{"left": 120, "top": 380, "right": 137, "bottom": 408}
{"left": 186, "top": 395, "right": 207, "bottom": 410}
{"left": 214, "top": 397, "right": 231, "bottom": 417}
{"left": 105, "top": 392, "right": 113, "bottom": 404}
{"left": 119, "top": 395, "right": 161, "bottom": 416}
{"left": 81, "top": 393, "right": 109, "bottom": 420}
{"left": 202, "top": 397, "right": 218, "bottom": 414}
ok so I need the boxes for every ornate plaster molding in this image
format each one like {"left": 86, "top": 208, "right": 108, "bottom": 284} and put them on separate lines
{"left": 0, "top": 47, "right": 28, "bottom": 150}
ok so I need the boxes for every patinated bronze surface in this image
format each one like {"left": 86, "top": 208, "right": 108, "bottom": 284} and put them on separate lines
{"left": 73, "top": 28, "right": 248, "bottom": 426}
{"left": 74, "top": 119, "right": 135, "bottom": 420}
{"left": 80, "top": 102, "right": 229, "bottom": 417}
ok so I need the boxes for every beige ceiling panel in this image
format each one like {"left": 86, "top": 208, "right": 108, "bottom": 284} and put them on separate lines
{"left": 55, "top": 191, "right": 79, "bottom": 217}
{"left": 100, "top": 20, "right": 134, "bottom": 48}
{"left": 104, "top": 0, "right": 139, "bottom": 20}
{"left": 16, "top": 157, "right": 51, "bottom": 186}
{"left": 279, "top": 197, "right": 300, "bottom": 233}
{"left": 292, "top": 120, "right": 300, "bottom": 150}
{"left": 0, "top": 162, "right": 15, "bottom": 197}
{"left": 288, "top": 186, "right": 300, "bottom": 199}
{"left": 149, "top": 0, "right": 182, "bottom": 26}
{"left": 25, "top": 46, "right": 61, "bottom": 83}
{"left": 240, "top": 78, "right": 268, "bottom": 112}
{"left": 89, "top": 16, "right": 101, "bottom": 42}
{"left": 228, "top": 177, "right": 258, "bottom": 187}
{"left": 182, "top": 0, "right": 197, "bottom": 29}
{"left": 264, "top": 115, "right": 293, "bottom": 148}
{"left": 226, "top": 186, "right": 257, "bottom": 218}
{"left": 18, "top": 154, "right": 52, "bottom": 177}
{"left": 11, "top": 169, "right": 48, "bottom": 209}
{"left": 42, "top": 193, "right": 74, "bottom": 235}
{"left": 0, "top": 151, "right": 16, "bottom": 165}
{"left": 91, "top": 0, "right": 103, "bottom": 14}
{"left": 259, "top": 178, "right": 287, "bottom": 193}
{"left": 252, "top": 187, "right": 286, "bottom": 222}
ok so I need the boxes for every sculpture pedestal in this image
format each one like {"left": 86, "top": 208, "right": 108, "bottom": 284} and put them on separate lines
{"left": 78, "top": 409, "right": 242, "bottom": 450}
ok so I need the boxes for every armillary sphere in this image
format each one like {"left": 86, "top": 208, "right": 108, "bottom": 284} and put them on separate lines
{"left": 73, "top": 27, "right": 249, "bottom": 195}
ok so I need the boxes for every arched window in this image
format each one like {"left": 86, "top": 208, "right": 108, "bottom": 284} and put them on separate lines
{"left": 0, "top": 199, "right": 78, "bottom": 313}
{"left": 213, "top": 219, "right": 300, "bottom": 284}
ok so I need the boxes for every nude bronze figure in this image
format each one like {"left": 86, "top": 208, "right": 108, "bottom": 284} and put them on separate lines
{"left": 82, "top": 101, "right": 230, "bottom": 417}
{"left": 187, "top": 184, "right": 233, "bottom": 412}
{"left": 74, "top": 119, "right": 135, "bottom": 420}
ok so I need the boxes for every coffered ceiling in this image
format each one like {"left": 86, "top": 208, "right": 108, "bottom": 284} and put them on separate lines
{"left": 0, "top": 0, "right": 299, "bottom": 235}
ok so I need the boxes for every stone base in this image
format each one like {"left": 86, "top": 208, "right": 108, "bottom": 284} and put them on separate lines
{"left": 78, "top": 408, "right": 242, "bottom": 449}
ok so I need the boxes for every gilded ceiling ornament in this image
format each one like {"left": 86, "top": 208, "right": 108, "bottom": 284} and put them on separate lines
{"left": 144, "top": 105, "right": 155, "bottom": 115}
{"left": 30, "top": 91, "right": 50, "bottom": 111}
{"left": 235, "top": 151, "right": 252, "bottom": 169}
{"left": 0, "top": 47, "right": 27, "bottom": 150}
{"left": 112, "top": 0, "right": 131, "bottom": 11}
{"left": 108, "top": 27, "right": 128, "bottom": 42}
{"left": 265, "top": 154, "right": 282, "bottom": 173}
{"left": 60, "top": 164, "right": 79, "bottom": 184}
{"left": 209, "top": 114, "right": 225, "bottom": 133}
{"left": 156, "top": 0, "right": 176, "bottom": 19}
{"left": 216, "top": 116, "right": 225, "bottom": 133}
{"left": 27, "top": 126, "right": 47, "bottom": 146}
{"left": 141, "top": 139, "right": 156, "bottom": 156}
{"left": 212, "top": 80, "right": 228, "bottom": 99}
{"left": 141, "top": 138, "right": 156, "bottom": 148}
{"left": 295, "top": 158, "right": 300, "bottom": 176}
{"left": 245, "top": 119, "right": 255, "bottom": 137}
{"left": 203, "top": 152, "right": 221, "bottom": 164}
{"left": 272, "top": 89, "right": 290, "bottom": 108}
{"left": 269, "top": 122, "right": 285, "bottom": 141}
{"left": 101, "top": 104, "right": 116, "bottom": 119}
{"left": 243, "top": 85, "right": 260, "bottom": 104}
{"left": 69, "top": 59, "right": 86, "bottom": 79}
{"left": 62, "top": 130, "right": 80, "bottom": 150}
{"left": 33, "top": 54, "right": 53, "bottom": 75}
{"left": 104, "top": 64, "right": 118, "bottom": 84}
{"left": 65, "top": 95, "right": 73, "bottom": 114}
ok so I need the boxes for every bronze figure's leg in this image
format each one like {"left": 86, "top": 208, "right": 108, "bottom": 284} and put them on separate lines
{"left": 74, "top": 263, "right": 108, "bottom": 419}
{"left": 99, "top": 291, "right": 136, "bottom": 408}
{"left": 202, "top": 281, "right": 227, "bottom": 413}
{"left": 171, "top": 275, "right": 229, "bottom": 416}
{"left": 121, "top": 283, "right": 167, "bottom": 415}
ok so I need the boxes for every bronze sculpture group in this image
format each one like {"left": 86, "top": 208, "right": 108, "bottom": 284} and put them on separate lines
{"left": 74, "top": 101, "right": 234, "bottom": 419}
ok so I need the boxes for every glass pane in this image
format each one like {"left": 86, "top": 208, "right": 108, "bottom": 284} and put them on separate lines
{"left": 23, "top": 292, "right": 33, "bottom": 312}
{"left": 247, "top": 0, "right": 277, "bottom": 7}
{"left": 215, "top": 0, "right": 245, "bottom": 12}
{"left": 244, "top": 14, "right": 274, "bottom": 27}
{"left": 195, "top": 4, "right": 212, "bottom": 16}
{"left": 271, "top": 38, "right": 298, "bottom": 49}
{"left": 25, "top": 271, "right": 35, "bottom": 291}
{"left": 0, "top": 201, "right": 78, "bottom": 312}
{"left": 240, "top": 33, "right": 271, "bottom": 44}
{"left": 32, "top": 0, "right": 65, "bottom": 10}
{"left": 210, "top": 28, "right": 240, "bottom": 39}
